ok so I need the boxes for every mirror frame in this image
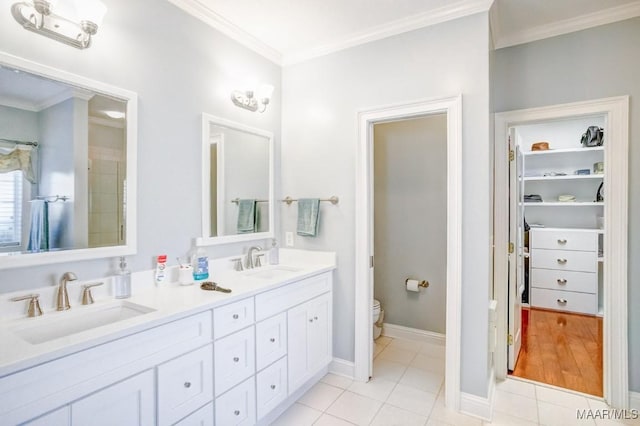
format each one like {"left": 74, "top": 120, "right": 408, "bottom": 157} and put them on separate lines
{"left": 0, "top": 51, "right": 138, "bottom": 269}
{"left": 197, "top": 113, "right": 274, "bottom": 246}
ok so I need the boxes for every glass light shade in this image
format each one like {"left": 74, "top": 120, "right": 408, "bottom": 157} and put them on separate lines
{"left": 74, "top": 0, "right": 107, "bottom": 26}
{"left": 258, "top": 84, "right": 275, "bottom": 101}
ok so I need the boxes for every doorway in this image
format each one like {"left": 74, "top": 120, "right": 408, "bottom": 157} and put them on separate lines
{"left": 354, "top": 96, "right": 462, "bottom": 411}
{"left": 494, "top": 97, "right": 629, "bottom": 408}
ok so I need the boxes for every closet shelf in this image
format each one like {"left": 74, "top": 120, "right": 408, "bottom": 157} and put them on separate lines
{"left": 523, "top": 174, "right": 603, "bottom": 181}
{"left": 523, "top": 146, "right": 604, "bottom": 156}
{"left": 523, "top": 202, "right": 604, "bottom": 207}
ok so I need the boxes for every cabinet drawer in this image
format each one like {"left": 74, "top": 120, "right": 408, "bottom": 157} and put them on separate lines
{"left": 256, "top": 356, "right": 288, "bottom": 420}
{"left": 174, "top": 402, "right": 214, "bottom": 426}
{"left": 531, "top": 229, "right": 597, "bottom": 251}
{"left": 531, "top": 248, "right": 597, "bottom": 273}
{"left": 256, "top": 312, "right": 287, "bottom": 371}
{"left": 214, "top": 326, "right": 255, "bottom": 396}
{"left": 213, "top": 297, "right": 255, "bottom": 339}
{"left": 255, "top": 272, "right": 331, "bottom": 321}
{"left": 22, "top": 406, "right": 69, "bottom": 426}
{"left": 215, "top": 377, "right": 256, "bottom": 426}
{"left": 531, "top": 268, "right": 597, "bottom": 294}
{"left": 531, "top": 288, "right": 597, "bottom": 315}
{"left": 157, "top": 344, "right": 214, "bottom": 426}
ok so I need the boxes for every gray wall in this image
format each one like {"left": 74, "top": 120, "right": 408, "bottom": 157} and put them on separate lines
{"left": 492, "top": 17, "right": 640, "bottom": 392}
{"left": 281, "top": 12, "right": 493, "bottom": 397}
{"left": 373, "top": 114, "right": 447, "bottom": 334}
{"left": 0, "top": 0, "right": 281, "bottom": 289}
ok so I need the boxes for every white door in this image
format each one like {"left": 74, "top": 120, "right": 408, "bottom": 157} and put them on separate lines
{"left": 508, "top": 130, "right": 524, "bottom": 371}
{"left": 287, "top": 301, "right": 310, "bottom": 390}
{"left": 71, "top": 370, "right": 155, "bottom": 426}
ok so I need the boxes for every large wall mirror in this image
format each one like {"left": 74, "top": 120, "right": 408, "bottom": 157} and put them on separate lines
{"left": 198, "top": 114, "right": 274, "bottom": 246}
{"left": 0, "top": 52, "right": 137, "bottom": 269}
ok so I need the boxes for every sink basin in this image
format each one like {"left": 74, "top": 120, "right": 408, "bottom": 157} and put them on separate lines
{"left": 242, "top": 265, "right": 302, "bottom": 280}
{"left": 12, "top": 300, "right": 156, "bottom": 345}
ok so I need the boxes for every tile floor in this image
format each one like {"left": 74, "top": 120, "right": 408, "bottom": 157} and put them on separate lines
{"left": 271, "top": 336, "right": 639, "bottom": 426}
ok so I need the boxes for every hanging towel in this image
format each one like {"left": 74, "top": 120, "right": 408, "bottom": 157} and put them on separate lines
{"left": 297, "top": 198, "right": 320, "bottom": 237}
{"left": 237, "top": 199, "right": 257, "bottom": 233}
{"left": 27, "top": 200, "right": 49, "bottom": 252}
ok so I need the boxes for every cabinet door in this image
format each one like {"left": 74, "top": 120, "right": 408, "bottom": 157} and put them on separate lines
{"left": 71, "top": 370, "right": 155, "bottom": 426}
{"left": 23, "top": 406, "right": 70, "bottom": 426}
{"left": 287, "top": 293, "right": 332, "bottom": 391}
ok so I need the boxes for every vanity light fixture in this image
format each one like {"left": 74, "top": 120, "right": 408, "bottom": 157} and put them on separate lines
{"left": 231, "top": 84, "right": 274, "bottom": 113}
{"left": 11, "top": 0, "right": 108, "bottom": 49}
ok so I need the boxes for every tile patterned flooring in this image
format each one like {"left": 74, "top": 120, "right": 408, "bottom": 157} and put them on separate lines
{"left": 271, "top": 336, "right": 639, "bottom": 426}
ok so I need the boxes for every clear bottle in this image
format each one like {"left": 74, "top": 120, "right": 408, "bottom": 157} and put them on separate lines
{"left": 114, "top": 256, "right": 131, "bottom": 299}
{"left": 191, "top": 247, "right": 209, "bottom": 281}
{"left": 269, "top": 239, "right": 279, "bottom": 265}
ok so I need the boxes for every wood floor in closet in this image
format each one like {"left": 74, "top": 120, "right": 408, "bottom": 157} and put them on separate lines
{"left": 510, "top": 307, "right": 603, "bottom": 396}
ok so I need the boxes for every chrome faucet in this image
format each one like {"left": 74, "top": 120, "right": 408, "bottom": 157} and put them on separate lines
{"left": 246, "top": 246, "right": 263, "bottom": 269}
{"left": 57, "top": 272, "right": 77, "bottom": 311}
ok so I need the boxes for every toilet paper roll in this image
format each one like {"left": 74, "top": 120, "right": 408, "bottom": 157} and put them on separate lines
{"left": 406, "top": 279, "right": 420, "bottom": 292}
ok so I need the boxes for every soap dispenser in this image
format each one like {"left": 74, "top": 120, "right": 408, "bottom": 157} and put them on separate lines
{"left": 269, "top": 239, "right": 279, "bottom": 265}
{"left": 114, "top": 256, "right": 131, "bottom": 299}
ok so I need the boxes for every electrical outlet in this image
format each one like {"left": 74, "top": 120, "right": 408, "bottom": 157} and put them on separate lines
{"left": 285, "top": 232, "right": 294, "bottom": 247}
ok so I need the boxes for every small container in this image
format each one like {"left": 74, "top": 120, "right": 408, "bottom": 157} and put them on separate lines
{"left": 155, "top": 255, "right": 167, "bottom": 285}
{"left": 114, "top": 256, "right": 131, "bottom": 299}
{"left": 179, "top": 264, "right": 194, "bottom": 286}
{"left": 191, "top": 247, "right": 209, "bottom": 281}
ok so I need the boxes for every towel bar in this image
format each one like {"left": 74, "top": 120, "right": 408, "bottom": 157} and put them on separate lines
{"left": 230, "top": 198, "right": 269, "bottom": 204}
{"left": 282, "top": 196, "right": 339, "bottom": 205}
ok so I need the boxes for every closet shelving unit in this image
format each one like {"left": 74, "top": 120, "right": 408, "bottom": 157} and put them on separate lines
{"left": 516, "top": 118, "right": 605, "bottom": 316}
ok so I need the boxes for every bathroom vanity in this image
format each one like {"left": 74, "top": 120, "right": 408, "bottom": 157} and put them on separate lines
{"left": 0, "top": 251, "right": 335, "bottom": 426}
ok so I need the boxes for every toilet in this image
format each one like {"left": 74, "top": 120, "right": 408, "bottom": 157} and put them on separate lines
{"left": 373, "top": 299, "right": 384, "bottom": 340}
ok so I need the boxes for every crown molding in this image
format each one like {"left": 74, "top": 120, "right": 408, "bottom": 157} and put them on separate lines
{"left": 283, "top": 0, "right": 493, "bottom": 65}
{"left": 166, "top": 0, "right": 283, "bottom": 65}
{"left": 89, "top": 116, "right": 126, "bottom": 129}
{"left": 36, "top": 88, "right": 92, "bottom": 111}
{"left": 0, "top": 96, "right": 38, "bottom": 112}
{"left": 494, "top": 1, "right": 640, "bottom": 49}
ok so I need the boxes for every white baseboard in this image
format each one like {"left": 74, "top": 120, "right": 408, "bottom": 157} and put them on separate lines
{"left": 459, "top": 367, "right": 495, "bottom": 421}
{"left": 630, "top": 391, "right": 640, "bottom": 410}
{"left": 329, "top": 358, "right": 355, "bottom": 379}
{"left": 382, "top": 322, "right": 445, "bottom": 345}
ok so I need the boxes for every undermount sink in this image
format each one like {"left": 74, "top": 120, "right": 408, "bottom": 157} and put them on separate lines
{"left": 11, "top": 300, "right": 156, "bottom": 345}
{"left": 242, "top": 265, "right": 302, "bottom": 280}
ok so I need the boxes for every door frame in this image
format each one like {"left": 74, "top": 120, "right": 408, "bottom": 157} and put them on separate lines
{"left": 354, "top": 95, "right": 462, "bottom": 410}
{"left": 494, "top": 96, "right": 629, "bottom": 408}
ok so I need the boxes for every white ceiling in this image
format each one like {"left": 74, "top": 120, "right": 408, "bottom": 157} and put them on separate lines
{"left": 169, "top": 0, "right": 640, "bottom": 64}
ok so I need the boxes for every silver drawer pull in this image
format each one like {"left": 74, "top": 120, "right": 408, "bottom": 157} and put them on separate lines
{"left": 234, "top": 410, "right": 240, "bottom": 416}
{"left": 309, "top": 318, "right": 314, "bottom": 323}
{"left": 314, "top": 316, "right": 318, "bottom": 320}
{"left": 557, "top": 258, "right": 567, "bottom": 264}
{"left": 232, "top": 313, "right": 239, "bottom": 319}
{"left": 557, "top": 239, "right": 567, "bottom": 244}
{"left": 557, "top": 299, "right": 567, "bottom": 304}
{"left": 233, "top": 357, "right": 240, "bottom": 362}
{"left": 557, "top": 279, "right": 567, "bottom": 285}
{"left": 270, "top": 337, "right": 276, "bottom": 343}
{"left": 270, "top": 384, "right": 276, "bottom": 390}
{"left": 184, "top": 381, "right": 191, "bottom": 388}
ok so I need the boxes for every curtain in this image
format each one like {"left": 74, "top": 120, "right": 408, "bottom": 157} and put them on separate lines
{"left": 0, "top": 147, "right": 36, "bottom": 183}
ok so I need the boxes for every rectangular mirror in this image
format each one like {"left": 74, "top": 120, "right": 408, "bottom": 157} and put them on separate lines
{"left": 198, "top": 114, "right": 274, "bottom": 246}
{"left": 0, "top": 52, "right": 137, "bottom": 269}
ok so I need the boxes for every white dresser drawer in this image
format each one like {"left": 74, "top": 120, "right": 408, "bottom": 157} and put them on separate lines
{"left": 256, "top": 356, "right": 288, "bottom": 420}
{"left": 531, "top": 268, "right": 597, "bottom": 294}
{"left": 213, "top": 297, "right": 255, "bottom": 339}
{"left": 174, "top": 402, "right": 214, "bottom": 426}
{"left": 531, "top": 229, "right": 598, "bottom": 251}
{"left": 530, "top": 248, "right": 597, "bottom": 273}
{"left": 531, "top": 288, "right": 598, "bottom": 315}
{"left": 214, "top": 326, "right": 255, "bottom": 396}
{"left": 255, "top": 272, "right": 331, "bottom": 321}
{"left": 157, "top": 344, "right": 214, "bottom": 426}
{"left": 215, "top": 377, "right": 256, "bottom": 426}
{"left": 256, "top": 312, "right": 287, "bottom": 371}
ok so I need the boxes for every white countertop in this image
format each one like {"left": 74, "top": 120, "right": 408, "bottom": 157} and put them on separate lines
{"left": 0, "top": 249, "right": 336, "bottom": 377}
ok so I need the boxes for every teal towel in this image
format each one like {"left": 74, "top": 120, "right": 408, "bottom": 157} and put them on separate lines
{"left": 297, "top": 198, "right": 320, "bottom": 237}
{"left": 237, "top": 199, "right": 256, "bottom": 233}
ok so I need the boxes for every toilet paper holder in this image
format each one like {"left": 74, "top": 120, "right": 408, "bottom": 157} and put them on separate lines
{"left": 405, "top": 278, "right": 429, "bottom": 288}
